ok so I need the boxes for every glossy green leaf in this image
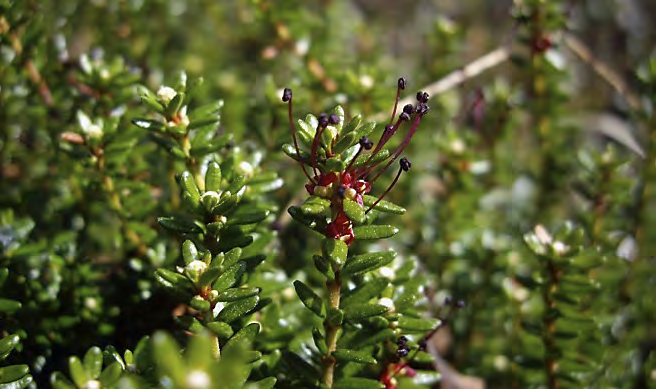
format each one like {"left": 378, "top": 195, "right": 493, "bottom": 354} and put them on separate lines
{"left": 333, "top": 132, "right": 358, "bottom": 155}
{"left": 83, "top": 347, "right": 103, "bottom": 380}
{"left": 213, "top": 262, "right": 246, "bottom": 291}
{"left": 211, "top": 192, "right": 239, "bottom": 216}
{"left": 353, "top": 225, "right": 398, "bottom": 240}
{"left": 223, "top": 323, "right": 260, "bottom": 354}
{"left": 332, "top": 349, "right": 376, "bottom": 364}
{"left": 98, "top": 362, "right": 123, "bottom": 387}
{"left": 312, "top": 327, "right": 328, "bottom": 354}
{"left": 342, "top": 277, "right": 390, "bottom": 306}
{"left": 182, "top": 240, "right": 200, "bottom": 264}
{"left": 131, "top": 118, "right": 164, "bottom": 131}
{"left": 0, "top": 335, "right": 20, "bottom": 359}
{"left": 174, "top": 316, "right": 205, "bottom": 333}
{"left": 206, "top": 321, "right": 234, "bottom": 339}
{"left": 350, "top": 149, "right": 389, "bottom": 168}
{"left": 205, "top": 161, "right": 223, "bottom": 192}
{"left": 0, "top": 365, "right": 29, "bottom": 384}
{"left": 198, "top": 267, "right": 221, "bottom": 288}
{"left": 282, "top": 143, "right": 312, "bottom": 164}
{"left": 216, "top": 287, "right": 261, "bottom": 302}
{"left": 322, "top": 238, "right": 348, "bottom": 268}
{"left": 0, "top": 299, "right": 21, "bottom": 314}
{"left": 293, "top": 280, "right": 325, "bottom": 317}
{"left": 323, "top": 158, "right": 346, "bottom": 172}
{"left": 222, "top": 247, "right": 243, "bottom": 269}
{"left": 179, "top": 171, "right": 201, "bottom": 200}
{"left": 227, "top": 209, "right": 270, "bottom": 226}
{"left": 51, "top": 372, "right": 75, "bottom": 389}
{"left": 301, "top": 196, "right": 331, "bottom": 216}
{"left": 342, "top": 251, "right": 396, "bottom": 277}
{"left": 152, "top": 332, "right": 184, "bottom": 384}
{"left": 362, "top": 195, "right": 406, "bottom": 214}
{"left": 157, "top": 217, "right": 203, "bottom": 234}
{"left": 68, "top": 356, "right": 88, "bottom": 387}
{"left": 342, "top": 198, "right": 365, "bottom": 224}
{"left": 333, "top": 377, "right": 384, "bottom": 389}
{"left": 343, "top": 303, "right": 389, "bottom": 321}
{"left": 189, "top": 295, "right": 211, "bottom": 311}
{"left": 397, "top": 316, "right": 440, "bottom": 333}
{"left": 217, "top": 296, "right": 259, "bottom": 323}
{"left": 326, "top": 307, "right": 344, "bottom": 326}
{"left": 245, "top": 377, "right": 276, "bottom": 389}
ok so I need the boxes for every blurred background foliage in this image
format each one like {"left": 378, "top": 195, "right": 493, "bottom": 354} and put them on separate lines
{"left": 1, "top": 0, "right": 656, "bottom": 387}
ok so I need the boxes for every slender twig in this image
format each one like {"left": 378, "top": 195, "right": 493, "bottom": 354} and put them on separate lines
{"left": 1, "top": 16, "right": 54, "bottom": 107}
{"left": 562, "top": 33, "right": 641, "bottom": 112}
{"left": 371, "top": 46, "right": 512, "bottom": 122}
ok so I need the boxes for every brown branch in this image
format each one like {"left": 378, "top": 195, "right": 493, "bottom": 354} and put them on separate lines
{"left": 562, "top": 33, "right": 641, "bottom": 112}
{"left": 1, "top": 16, "right": 54, "bottom": 107}
{"left": 371, "top": 46, "right": 512, "bottom": 122}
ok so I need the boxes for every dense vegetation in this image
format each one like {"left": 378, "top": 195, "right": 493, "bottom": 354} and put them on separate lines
{"left": 1, "top": 0, "right": 655, "bottom": 388}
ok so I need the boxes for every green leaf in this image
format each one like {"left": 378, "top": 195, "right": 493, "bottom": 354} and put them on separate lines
{"left": 227, "top": 209, "right": 270, "bottom": 226}
{"left": 323, "top": 158, "right": 346, "bottom": 172}
{"left": 312, "top": 327, "right": 328, "bottom": 354}
{"left": 342, "top": 251, "right": 396, "bottom": 277}
{"left": 245, "top": 377, "right": 276, "bottom": 389}
{"left": 152, "top": 332, "right": 184, "bottom": 384}
{"left": 362, "top": 195, "right": 406, "bottom": 214}
{"left": 350, "top": 149, "right": 389, "bottom": 168}
{"left": 0, "top": 365, "right": 29, "bottom": 384}
{"left": 51, "top": 372, "right": 75, "bottom": 389}
{"left": 213, "top": 262, "right": 246, "bottom": 291}
{"left": 282, "top": 143, "right": 312, "bottom": 164}
{"left": 333, "top": 132, "right": 358, "bottom": 155}
{"left": 301, "top": 196, "right": 331, "bottom": 216}
{"left": 228, "top": 175, "right": 248, "bottom": 194}
{"left": 155, "top": 269, "right": 194, "bottom": 291}
{"left": 293, "top": 280, "right": 325, "bottom": 317}
{"left": 281, "top": 351, "right": 318, "bottom": 383}
{"left": 326, "top": 307, "right": 344, "bottom": 326}
{"left": 353, "top": 225, "right": 398, "bottom": 240}
{"left": 397, "top": 316, "right": 440, "bottom": 333}
{"left": 354, "top": 121, "right": 377, "bottom": 139}
{"left": 0, "top": 268, "right": 7, "bottom": 287}
{"left": 0, "top": 299, "right": 21, "bottom": 314}
{"left": 198, "top": 267, "right": 221, "bottom": 289}
{"left": 342, "top": 198, "right": 365, "bottom": 224}
{"left": 222, "top": 247, "right": 243, "bottom": 269}
{"left": 174, "top": 316, "right": 205, "bottom": 333}
{"left": 165, "top": 92, "right": 185, "bottom": 117}
{"left": 313, "top": 255, "right": 335, "bottom": 280}
{"left": 211, "top": 192, "right": 239, "bottom": 216}
{"left": 342, "top": 277, "right": 390, "bottom": 307}
{"left": 343, "top": 303, "right": 389, "bottom": 321}
{"left": 288, "top": 206, "right": 324, "bottom": 232}
{"left": 206, "top": 321, "right": 234, "bottom": 339}
{"left": 189, "top": 296, "right": 211, "bottom": 312}
{"left": 217, "top": 296, "right": 259, "bottom": 323}
{"left": 216, "top": 287, "right": 261, "bottom": 302}
{"left": 333, "top": 377, "right": 384, "bottom": 389}
{"left": 157, "top": 217, "right": 203, "bottom": 234}
{"left": 0, "top": 335, "right": 20, "bottom": 360}
{"left": 131, "top": 118, "right": 164, "bottom": 131}
{"left": 179, "top": 171, "right": 201, "bottom": 200}
{"left": 98, "top": 362, "right": 123, "bottom": 387}
{"left": 68, "top": 356, "right": 88, "bottom": 387}
{"left": 332, "top": 349, "right": 376, "bottom": 364}
{"left": 322, "top": 238, "right": 348, "bottom": 268}
{"left": 205, "top": 161, "right": 222, "bottom": 192}
{"left": 182, "top": 240, "right": 199, "bottom": 264}
{"left": 224, "top": 323, "right": 260, "bottom": 354}
{"left": 83, "top": 347, "right": 103, "bottom": 380}
{"left": 341, "top": 114, "right": 363, "bottom": 135}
